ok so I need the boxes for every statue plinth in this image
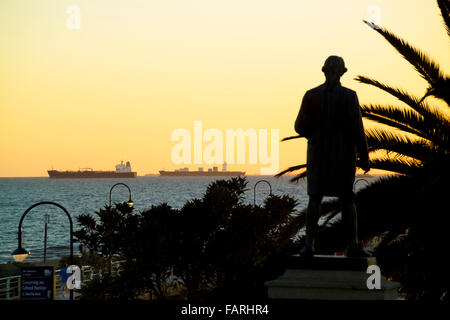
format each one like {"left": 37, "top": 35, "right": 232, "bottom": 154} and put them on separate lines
{"left": 285, "top": 254, "right": 377, "bottom": 271}
{"left": 265, "top": 254, "right": 400, "bottom": 300}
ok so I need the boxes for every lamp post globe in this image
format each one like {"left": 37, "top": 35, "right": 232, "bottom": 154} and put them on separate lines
{"left": 127, "top": 198, "right": 134, "bottom": 207}
{"left": 12, "top": 247, "right": 30, "bottom": 262}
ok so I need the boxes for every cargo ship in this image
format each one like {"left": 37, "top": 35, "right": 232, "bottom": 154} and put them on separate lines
{"left": 159, "top": 162, "right": 245, "bottom": 177}
{"left": 48, "top": 161, "right": 137, "bottom": 179}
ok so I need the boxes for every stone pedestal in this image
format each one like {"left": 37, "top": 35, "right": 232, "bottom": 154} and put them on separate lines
{"left": 265, "top": 255, "right": 400, "bottom": 300}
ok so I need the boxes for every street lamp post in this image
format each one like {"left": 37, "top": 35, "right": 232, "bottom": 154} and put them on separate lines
{"left": 11, "top": 201, "right": 74, "bottom": 301}
{"left": 253, "top": 179, "right": 273, "bottom": 206}
{"left": 107, "top": 183, "right": 133, "bottom": 276}
{"left": 43, "top": 214, "right": 50, "bottom": 264}
{"left": 109, "top": 182, "right": 134, "bottom": 207}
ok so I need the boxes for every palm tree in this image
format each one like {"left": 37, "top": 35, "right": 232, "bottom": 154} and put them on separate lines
{"left": 277, "top": 0, "right": 450, "bottom": 300}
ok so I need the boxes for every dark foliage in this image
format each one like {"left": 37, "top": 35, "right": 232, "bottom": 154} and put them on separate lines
{"left": 74, "top": 177, "right": 297, "bottom": 300}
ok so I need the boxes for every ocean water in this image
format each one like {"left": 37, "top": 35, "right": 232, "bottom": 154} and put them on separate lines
{"left": 0, "top": 175, "right": 376, "bottom": 263}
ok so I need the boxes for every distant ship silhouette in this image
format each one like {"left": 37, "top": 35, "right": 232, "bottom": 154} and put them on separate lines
{"left": 48, "top": 161, "right": 137, "bottom": 178}
{"left": 159, "top": 162, "right": 245, "bottom": 177}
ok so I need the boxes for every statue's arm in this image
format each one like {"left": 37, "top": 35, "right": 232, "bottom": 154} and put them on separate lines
{"left": 352, "top": 92, "right": 370, "bottom": 169}
{"left": 295, "top": 91, "right": 312, "bottom": 138}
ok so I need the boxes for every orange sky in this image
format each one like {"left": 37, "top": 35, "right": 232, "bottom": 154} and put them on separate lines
{"left": 1, "top": 0, "right": 449, "bottom": 177}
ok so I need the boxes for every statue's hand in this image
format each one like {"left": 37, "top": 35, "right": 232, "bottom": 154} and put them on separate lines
{"left": 358, "top": 159, "right": 371, "bottom": 174}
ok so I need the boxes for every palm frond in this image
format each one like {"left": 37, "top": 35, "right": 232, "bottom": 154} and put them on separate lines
{"left": 365, "top": 128, "right": 439, "bottom": 162}
{"left": 437, "top": 0, "right": 450, "bottom": 37}
{"left": 322, "top": 208, "right": 342, "bottom": 227}
{"left": 275, "top": 164, "right": 306, "bottom": 178}
{"left": 289, "top": 171, "right": 307, "bottom": 183}
{"left": 363, "top": 20, "right": 446, "bottom": 86}
{"left": 281, "top": 135, "right": 301, "bottom": 142}
{"left": 420, "top": 78, "right": 450, "bottom": 106}
{"left": 369, "top": 157, "right": 423, "bottom": 176}
{"left": 361, "top": 104, "right": 429, "bottom": 139}
{"left": 355, "top": 76, "right": 450, "bottom": 131}
{"left": 361, "top": 105, "right": 450, "bottom": 150}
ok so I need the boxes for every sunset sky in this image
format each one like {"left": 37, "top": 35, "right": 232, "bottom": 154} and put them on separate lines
{"left": 1, "top": 0, "right": 449, "bottom": 177}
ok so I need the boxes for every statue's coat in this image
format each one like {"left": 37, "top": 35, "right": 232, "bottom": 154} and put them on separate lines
{"left": 295, "top": 82, "right": 369, "bottom": 196}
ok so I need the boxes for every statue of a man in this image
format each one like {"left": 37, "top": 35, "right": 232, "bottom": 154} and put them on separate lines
{"left": 294, "top": 56, "right": 371, "bottom": 257}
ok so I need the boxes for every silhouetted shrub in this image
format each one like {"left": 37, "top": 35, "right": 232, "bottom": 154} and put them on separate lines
{"left": 75, "top": 177, "right": 297, "bottom": 300}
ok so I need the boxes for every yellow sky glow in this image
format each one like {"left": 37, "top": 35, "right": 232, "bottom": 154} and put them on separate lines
{"left": 1, "top": 0, "right": 449, "bottom": 177}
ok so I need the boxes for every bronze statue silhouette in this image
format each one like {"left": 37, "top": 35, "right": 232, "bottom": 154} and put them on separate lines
{"left": 295, "top": 56, "right": 371, "bottom": 257}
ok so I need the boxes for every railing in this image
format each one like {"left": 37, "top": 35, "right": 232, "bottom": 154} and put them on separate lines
{"left": 0, "top": 275, "right": 20, "bottom": 300}
{"left": 353, "top": 178, "right": 370, "bottom": 192}
{"left": 0, "top": 261, "right": 124, "bottom": 300}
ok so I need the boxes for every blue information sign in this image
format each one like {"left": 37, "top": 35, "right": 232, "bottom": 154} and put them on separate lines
{"left": 20, "top": 266, "right": 55, "bottom": 300}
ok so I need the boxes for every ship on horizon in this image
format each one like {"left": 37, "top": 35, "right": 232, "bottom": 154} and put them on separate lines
{"left": 48, "top": 161, "right": 137, "bottom": 179}
{"left": 159, "top": 162, "right": 245, "bottom": 177}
